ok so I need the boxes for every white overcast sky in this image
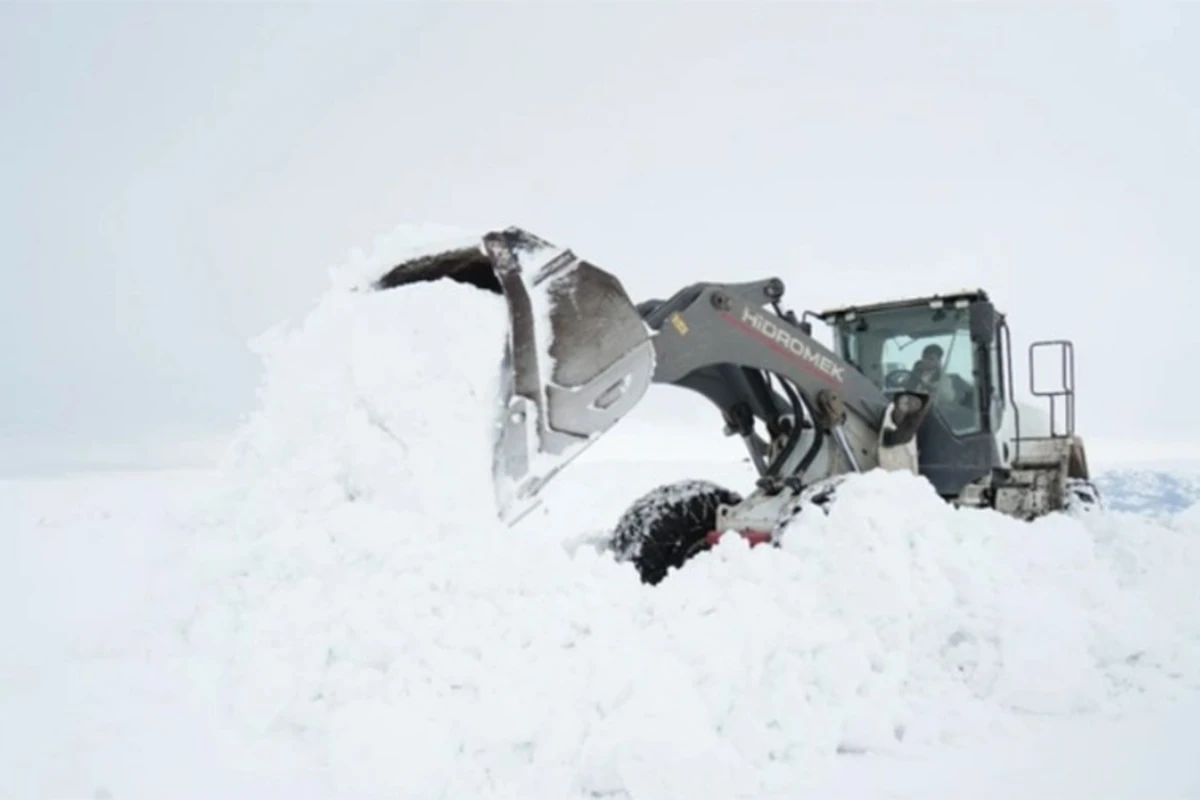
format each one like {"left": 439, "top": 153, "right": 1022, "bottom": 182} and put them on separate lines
{"left": 1, "top": 2, "right": 1195, "bottom": 473}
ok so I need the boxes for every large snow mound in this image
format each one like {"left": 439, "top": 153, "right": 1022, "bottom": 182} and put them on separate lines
{"left": 182, "top": 226, "right": 1200, "bottom": 799}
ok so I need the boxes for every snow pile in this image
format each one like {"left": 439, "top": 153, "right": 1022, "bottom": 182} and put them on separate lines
{"left": 214, "top": 225, "right": 502, "bottom": 531}
{"left": 769, "top": 475, "right": 1197, "bottom": 734}
{"left": 183, "top": 226, "right": 1200, "bottom": 799}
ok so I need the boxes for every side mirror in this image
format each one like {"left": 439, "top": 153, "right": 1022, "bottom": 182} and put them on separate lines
{"left": 969, "top": 301, "right": 996, "bottom": 344}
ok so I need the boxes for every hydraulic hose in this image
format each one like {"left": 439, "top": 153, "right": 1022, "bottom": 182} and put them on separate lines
{"left": 765, "top": 373, "right": 805, "bottom": 477}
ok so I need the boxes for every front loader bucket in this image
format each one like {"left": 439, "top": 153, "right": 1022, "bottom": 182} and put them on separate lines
{"left": 371, "top": 227, "right": 656, "bottom": 524}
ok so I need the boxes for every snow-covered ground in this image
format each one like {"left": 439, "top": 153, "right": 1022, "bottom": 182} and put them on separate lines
{"left": 1094, "top": 465, "right": 1200, "bottom": 516}
{"left": 4, "top": 228, "right": 1200, "bottom": 799}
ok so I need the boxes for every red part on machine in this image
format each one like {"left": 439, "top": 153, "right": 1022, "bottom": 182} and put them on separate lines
{"left": 704, "top": 529, "right": 773, "bottom": 548}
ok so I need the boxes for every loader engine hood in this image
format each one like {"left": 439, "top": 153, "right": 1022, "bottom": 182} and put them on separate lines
{"left": 369, "top": 227, "right": 656, "bottom": 523}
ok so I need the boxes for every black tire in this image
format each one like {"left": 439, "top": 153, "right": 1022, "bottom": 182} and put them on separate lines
{"left": 609, "top": 479, "right": 743, "bottom": 585}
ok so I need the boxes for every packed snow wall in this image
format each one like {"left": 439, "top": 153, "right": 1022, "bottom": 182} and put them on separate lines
{"left": 185, "top": 226, "right": 1200, "bottom": 800}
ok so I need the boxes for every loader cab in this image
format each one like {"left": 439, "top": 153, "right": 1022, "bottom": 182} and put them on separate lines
{"left": 818, "top": 290, "right": 1010, "bottom": 497}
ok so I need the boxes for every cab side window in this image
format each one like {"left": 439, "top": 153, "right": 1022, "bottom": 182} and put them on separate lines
{"left": 989, "top": 335, "right": 1007, "bottom": 428}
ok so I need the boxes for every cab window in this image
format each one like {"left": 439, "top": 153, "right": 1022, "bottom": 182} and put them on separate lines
{"left": 838, "top": 305, "right": 983, "bottom": 436}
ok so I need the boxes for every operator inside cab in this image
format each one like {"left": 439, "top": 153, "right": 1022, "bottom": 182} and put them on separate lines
{"left": 908, "top": 342, "right": 979, "bottom": 432}
{"left": 907, "top": 344, "right": 944, "bottom": 393}
{"left": 878, "top": 343, "right": 946, "bottom": 475}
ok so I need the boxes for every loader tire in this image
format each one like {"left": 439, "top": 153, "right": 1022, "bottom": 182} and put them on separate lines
{"left": 609, "top": 480, "right": 743, "bottom": 585}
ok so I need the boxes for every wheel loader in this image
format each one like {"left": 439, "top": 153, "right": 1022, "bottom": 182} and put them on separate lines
{"left": 372, "top": 227, "right": 1101, "bottom": 584}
